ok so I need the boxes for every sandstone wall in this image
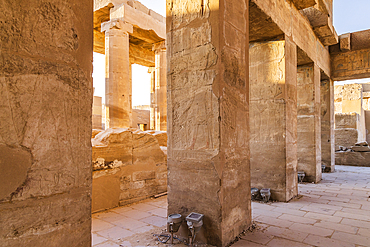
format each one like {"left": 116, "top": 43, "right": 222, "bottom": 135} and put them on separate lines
{"left": 335, "top": 128, "right": 359, "bottom": 150}
{"left": 0, "top": 0, "right": 93, "bottom": 246}
{"left": 92, "top": 128, "right": 167, "bottom": 212}
{"left": 336, "top": 152, "right": 370, "bottom": 167}
{"left": 335, "top": 113, "right": 360, "bottom": 129}
{"left": 132, "top": 109, "right": 150, "bottom": 130}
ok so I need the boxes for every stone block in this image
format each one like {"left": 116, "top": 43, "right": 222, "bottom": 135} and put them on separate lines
{"left": 91, "top": 128, "right": 167, "bottom": 212}
{"left": 351, "top": 146, "right": 370, "bottom": 152}
{"left": 336, "top": 152, "right": 370, "bottom": 167}
{"left": 335, "top": 128, "right": 358, "bottom": 150}
{"left": 335, "top": 113, "right": 359, "bottom": 129}
{"left": 145, "top": 130, "right": 167, "bottom": 146}
{"left": 133, "top": 171, "right": 156, "bottom": 181}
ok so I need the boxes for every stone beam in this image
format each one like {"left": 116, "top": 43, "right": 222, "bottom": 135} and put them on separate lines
{"left": 302, "top": 5, "right": 338, "bottom": 46}
{"left": 330, "top": 30, "right": 370, "bottom": 81}
{"left": 167, "top": 0, "right": 251, "bottom": 246}
{"left": 251, "top": 0, "right": 331, "bottom": 76}
{"left": 291, "top": 0, "right": 316, "bottom": 10}
{"left": 94, "top": 30, "right": 155, "bottom": 67}
{"left": 110, "top": 2, "right": 166, "bottom": 39}
{"left": 129, "top": 43, "right": 155, "bottom": 67}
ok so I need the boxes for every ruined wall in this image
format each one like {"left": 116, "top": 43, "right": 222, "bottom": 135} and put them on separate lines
{"left": 334, "top": 84, "right": 366, "bottom": 143}
{"left": 0, "top": 0, "right": 93, "bottom": 246}
{"left": 167, "top": 0, "right": 251, "bottom": 246}
{"left": 92, "top": 128, "right": 167, "bottom": 212}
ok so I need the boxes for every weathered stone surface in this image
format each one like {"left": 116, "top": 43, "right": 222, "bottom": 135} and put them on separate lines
{"left": 297, "top": 64, "right": 321, "bottom": 183}
{"left": 335, "top": 128, "right": 359, "bottom": 150}
{"left": 340, "top": 33, "right": 351, "bottom": 51}
{"left": 351, "top": 146, "right": 370, "bottom": 152}
{"left": 321, "top": 79, "right": 335, "bottom": 172}
{"left": 330, "top": 29, "right": 370, "bottom": 81}
{"left": 335, "top": 113, "right": 359, "bottom": 129}
{"left": 93, "top": 0, "right": 166, "bottom": 67}
{"left": 250, "top": 36, "right": 298, "bottom": 202}
{"left": 145, "top": 130, "right": 167, "bottom": 146}
{"left": 92, "top": 129, "right": 103, "bottom": 138}
{"left": 252, "top": 0, "right": 331, "bottom": 76}
{"left": 0, "top": 0, "right": 92, "bottom": 245}
{"left": 302, "top": 5, "right": 338, "bottom": 46}
{"left": 92, "top": 128, "right": 167, "bottom": 212}
{"left": 336, "top": 151, "right": 370, "bottom": 167}
{"left": 167, "top": 0, "right": 251, "bottom": 246}
{"left": 0, "top": 145, "right": 32, "bottom": 200}
{"left": 355, "top": 141, "right": 369, "bottom": 146}
{"left": 132, "top": 109, "right": 150, "bottom": 130}
{"left": 334, "top": 83, "right": 367, "bottom": 142}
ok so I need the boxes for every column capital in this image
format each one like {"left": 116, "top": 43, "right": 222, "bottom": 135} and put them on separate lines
{"left": 152, "top": 41, "right": 166, "bottom": 52}
{"left": 148, "top": 67, "right": 155, "bottom": 73}
{"left": 101, "top": 20, "right": 133, "bottom": 34}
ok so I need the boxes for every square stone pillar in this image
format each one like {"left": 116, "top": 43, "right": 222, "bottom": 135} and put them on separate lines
{"left": 93, "top": 96, "right": 103, "bottom": 129}
{"left": 102, "top": 20, "right": 133, "bottom": 128}
{"left": 250, "top": 36, "right": 298, "bottom": 202}
{"left": 167, "top": 0, "right": 251, "bottom": 246}
{"left": 153, "top": 41, "right": 167, "bottom": 131}
{"left": 321, "top": 79, "right": 335, "bottom": 172}
{"left": 297, "top": 64, "right": 322, "bottom": 182}
{"left": 148, "top": 67, "right": 156, "bottom": 130}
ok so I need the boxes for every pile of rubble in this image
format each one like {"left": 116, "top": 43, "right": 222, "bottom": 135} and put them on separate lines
{"left": 337, "top": 141, "right": 370, "bottom": 153}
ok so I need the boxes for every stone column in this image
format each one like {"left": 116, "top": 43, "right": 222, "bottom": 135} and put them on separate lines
{"left": 297, "top": 64, "right": 322, "bottom": 182}
{"left": 167, "top": 0, "right": 251, "bottom": 246}
{"left": 153, "top": 41, "right": 167, "bottom": 131}
{"left": 0, "top": 0, "right": 92, "bottom": 245}
{"left": 321, "top": 79, "right": 335, "bottom": 172}
{"left": 148, "top": 67, "right": 156, "bottom": 130}
{"left": 93, "top": 96, "right": 103, "bottom": 129}
{"left": 250, "top": 35, "right": 298, "bottom": 202}
{"left": 102, "top": 20, "right": 133, "bottom": 129}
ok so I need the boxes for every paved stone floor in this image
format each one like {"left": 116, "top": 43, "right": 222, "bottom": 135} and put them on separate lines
{"left": 92, "top": 165, "right": 370, "bottom": 247}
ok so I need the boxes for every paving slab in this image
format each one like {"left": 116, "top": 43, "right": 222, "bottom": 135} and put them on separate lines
{"left": 92, "top": 166, "right": 370, "bottom": 247}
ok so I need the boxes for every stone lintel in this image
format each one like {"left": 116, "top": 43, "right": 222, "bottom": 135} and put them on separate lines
{"left": 340, "top": 33, "right": 351, "bottom": 52}
{"left": 330, "top": 30, "right": 370, "bottom": 81}
{"left": 252, "top": 0, "right": 331, "bottom": 76}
